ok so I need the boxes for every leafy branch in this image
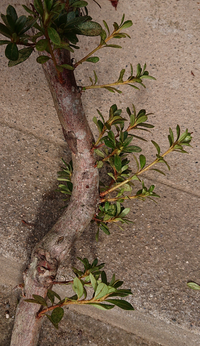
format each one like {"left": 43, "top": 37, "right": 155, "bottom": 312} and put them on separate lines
{"left": 24, "top": 257, "right": 134, "bottom": 329}
{"left": 82, "top": 63, "right": 155, "bottom": 93}
{"left": 58, "top": 102, "right": 192, "bottom": 239}
{"left": 74, "top": 14, "right": 132, "bottom": 68}
{"left": 99, "top": 125, "right": 192, "bottom": 199}
{"left": 0, "top": 2, "right": 102, "bottom": 82}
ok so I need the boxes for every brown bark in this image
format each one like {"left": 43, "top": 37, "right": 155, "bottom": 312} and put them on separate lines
{"left": 10, "top": 49, "right": 99, "bottom": 346}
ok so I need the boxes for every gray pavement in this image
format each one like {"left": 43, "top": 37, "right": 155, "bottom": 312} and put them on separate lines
{"left": 0, "top": 0, "right": 200, "bottom": 345}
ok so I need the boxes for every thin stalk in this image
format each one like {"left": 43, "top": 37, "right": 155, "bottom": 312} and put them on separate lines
{"left": 38, "top": 295, "right": 111, "bottom": 318}
{"left": 100, "top": 145, "right": 174, "bottom": 197}
{"left": 82, "top": 77, "right": 138, "bottom": 91}
{"left": 101, "top": 194, "right": 144, "bottom": 203}
{"left": 74, "top": 27, "right": 125, "bottom": 68}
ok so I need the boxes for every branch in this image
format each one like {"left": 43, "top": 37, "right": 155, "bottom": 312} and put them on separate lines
{"left": 10, "top": 48, "right": 99, "bottom": 346}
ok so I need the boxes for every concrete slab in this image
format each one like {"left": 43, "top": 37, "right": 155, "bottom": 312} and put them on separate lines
{"left": 0, "top": 0, "right": 200, "bottom": 345}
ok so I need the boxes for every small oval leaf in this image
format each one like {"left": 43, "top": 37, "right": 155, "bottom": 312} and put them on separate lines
{"left": 36, "top": 55, "right": 51, "bottom": 64}
{"left": 51, "top": 307, "right": 64, "bottom": 324}
{"left": 86, "top": 57, "right": 99, "bottom": 63}
{"left": 48, "top": 27, "right": 61, "bottom": 45}
{"left": 5, "top": 43, "right": 19, "bottom": 61}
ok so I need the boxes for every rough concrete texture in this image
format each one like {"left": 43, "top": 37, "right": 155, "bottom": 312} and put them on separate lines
{"left": 0, "top": 0, "right": 200, "bottom": 345}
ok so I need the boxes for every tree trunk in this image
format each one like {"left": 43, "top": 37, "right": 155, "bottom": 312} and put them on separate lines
{"left": 10, "top": 49, "right": 99, "bottom": 346}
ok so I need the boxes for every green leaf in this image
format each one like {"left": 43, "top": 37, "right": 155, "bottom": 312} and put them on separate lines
{"left": 176, "top": 124, "right": 180, "bottom": 140}
{"left": 86, "top": 57, "right": 99, "bottom": 63}
{"left": 122, "top": 145, "right": 142, "bottom": 153}
{"left": 70, "top": 1, "right": 88, "bottom": 8}
{"left": 19, "top": 18, "right": 38, "bottom": 35}
{"left": 131, "top": 175, "right": 139, "bottom": 181}
{"left": 54, "top": 42, "right": 74, "bottom": 52}
{"left": 120, "top": 20, "right": 133, "bottom": 30}
{"left": 101, "top": 271, "right": 107, "bottom": 284}
{"left": 100, "top": 29, "right": 107, "bottom": 43}
{"left": 32, "top": 294, "right": 48, "bottom": 306}
{"left": 92, "top": 258, "right": 98, "bottom": 267}
{"left": 15, "top": 15, "right": 27, "bottom": 34}
{"left": 0, "top": 23, "right": 12, "bottom": 38}
{"left": 113, "top": 280, "right": 123, "bottom": 288}
{"left": 0, "top": 40, "right": 10, "bottom": 45}
{"left": 47, "top": 290, "right": 55, "bottom": 304}
{"left": 139, "top": 154, "right": 146, "bottom": 169}
{"left": 136, "top": 63, "right": 142, "bottom": 77}
{"left": 90, "top": 273, "right": 97, "bottom": 292}
{"left": 5, "top": 15, "right": 16, "bottom": 33}
{"left": 95, "top": 282, "right": 109, "bottom": 299}
{"left": 140, "top": 75, "right": 156, "bottom": 80}
{"left": 151, "top": 140, "right": 160, "bottom": 155}
{"left": 119, "top": 208, "right": 130, "bottom": 218}
{"left": 51, "top": 307, "right": 64, "bottom": 324}
{"left": 187, "top": 282, "right": 200, "bottom": 290}
{"left": 123, "top": 135, "right": 133, "bottom": 147}
{"left": 103, "top": 20, "right": 110, "bottom": 35}
{"left": 77, "top": 21, "right": 102, "bottom": 36}
{"left": 118, "top": 68, "right": 125, "bottom": 82}
{"left": 73, "top": 277, "right": 84, "bottom": 299}
{"left": 59, "top": 64, "right": 74, "bottom": 70}
{"left": 45, "top": 314, "right": 58, "bottom": 329}
{"left": 136, "top": 116, "right": 147, "bottom": 125}
{"left": 169, "top": 127, "right": 174, "bottom": 142}
{"left": 36, "top": 55, "right": 51, "bottom": 64}
{"left": 100, "top": 223, "right": 110, "bottom": 235}
{"left": 104, "top": 138, "right": 115, "bottom": 149}
{"left": 88, "top": 303, "right": 114, "bottom": 310}
{"left": 36, "top": 39, "right": 48, "bottom": 51}
{"left": 94, "top": 149, "right": 105, "bottom": 158}
{"left": 179, "top": 130, "right": 189, "bottom": 142}
{"left": 168, "top": 135, "right": 173, "bottom": 147}
{"left": 34, "top": 0, "right": 44, "bottom": 15}
{"left": 93, "top": 71, "right": 98, "bottom": 85}
{"left": 6, "top": 5, "right": 18, "bottom": 23}
{"left": 106, "top": 299, "right": 134, "bottom": 310}
{"left": 97, "top": 161, "right": 104, "bottom": 169}
{"left": 22, "top": 5, "right": 35, "bottom": 14}
{"left": 114, "top": 155, "right": 122, "bottom": 172}
{"left": 47, "top": 290, "right": 61, "bottom": 305}
{"left": 159, "top": 157, "right": 170, "bottom": 170}
{"left": 48, "top": 27, "right": 61, "bottom": 45}
{"left": 150, "top": 168, "right": 166, "bottom": 176}
{"left": 24, "top": 298, "right": 43, "bottom": 304}
{"left": 5, "top": 43, "right": 19, "bottom": 61}
{"left": 105, "top": 44, "right": 122, "bottom": 49}
{"left": 44, "top": 0, "right": 54, "bottom": 11}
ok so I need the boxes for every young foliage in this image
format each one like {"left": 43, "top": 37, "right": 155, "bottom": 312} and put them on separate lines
{"left": 25, "top": 257, "right": 134, "bottom": 328}
{"left": 58, "top": 101, "right": 192, "bottom": 239}
{"left": 82, "top": 63, "right": 155, "bottom": 93}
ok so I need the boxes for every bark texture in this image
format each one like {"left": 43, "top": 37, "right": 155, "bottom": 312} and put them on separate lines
{"left": 10, "top": 49, "right": 99, "bottom": 346}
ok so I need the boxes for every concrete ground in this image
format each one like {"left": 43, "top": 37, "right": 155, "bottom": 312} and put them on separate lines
{"left": 0, "top": 0, "right": 200, "bottom": 345}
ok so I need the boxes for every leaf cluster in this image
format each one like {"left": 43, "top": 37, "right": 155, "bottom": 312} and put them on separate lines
{"left": 84, "top": 63, "right": 155, "bottom": 93}
{"left": 57, "top": 100, "right": 192, "bottom": 239}
{"left": 100, "top": 14, "right": 132, "bottom": 48}
{"left": 57, "top": 159, "right": 73, "bottom": 198}
{"left": 25, "top": 257, "right": 134, "bottom": 328}
{"left": 94, "top": 201, "right": 133, "bottom": 240}
{"left": 0, "top": 2, "right": 102, "bottom": 68}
